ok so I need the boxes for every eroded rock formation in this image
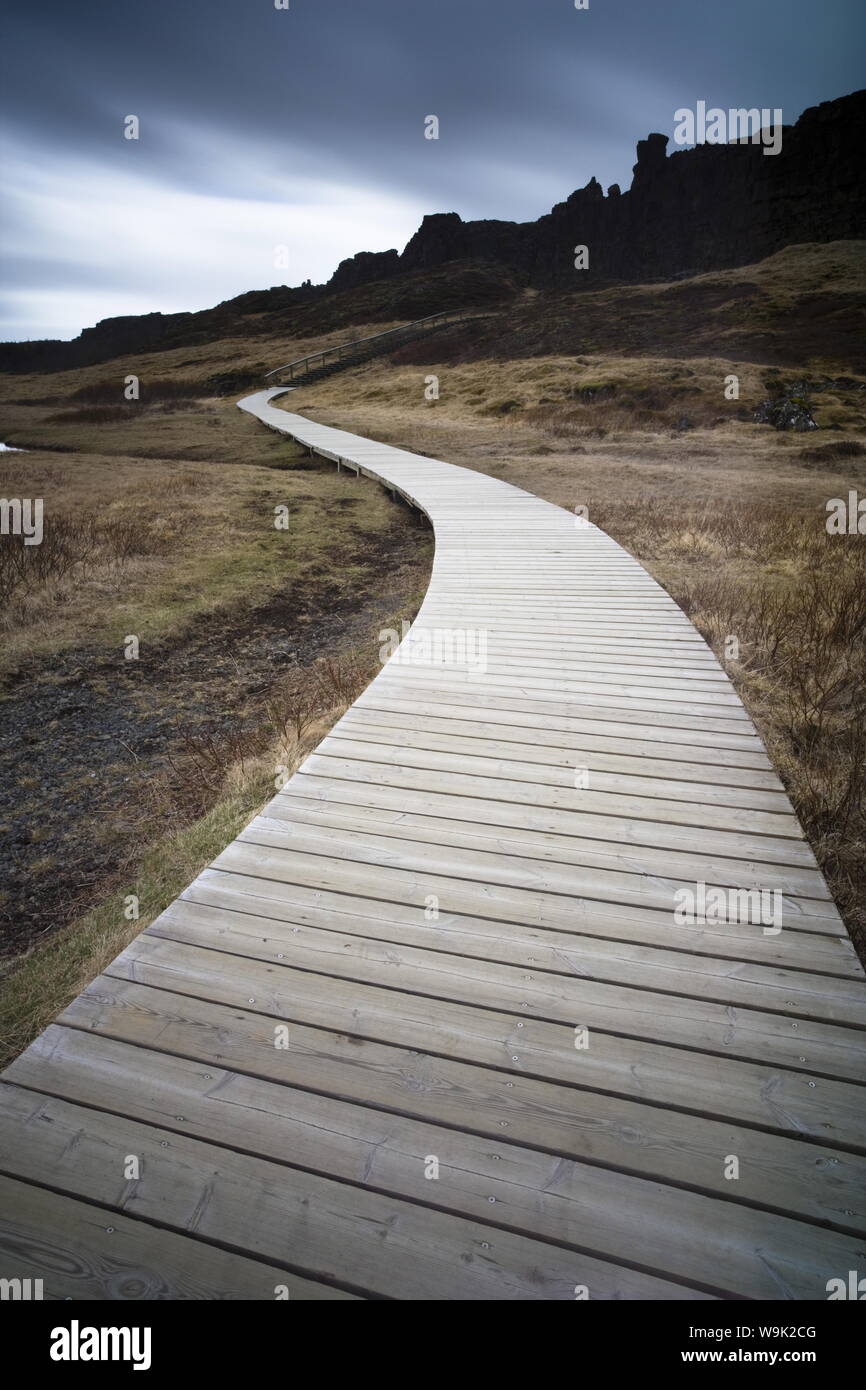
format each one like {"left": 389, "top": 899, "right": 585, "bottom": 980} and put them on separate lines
{"left": 2, "top": 89, "right": 862, "bottom": 373}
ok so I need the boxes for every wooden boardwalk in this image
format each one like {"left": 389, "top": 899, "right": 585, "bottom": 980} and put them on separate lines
{"left": 1, "top": 386, "right": 864, "bottom": 1300}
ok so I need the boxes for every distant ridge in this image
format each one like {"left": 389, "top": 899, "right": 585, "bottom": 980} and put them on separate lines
{"left": 2, "top": 89, "right": 863, "bottom": 374}
{"left": 331, "top": 89, "right": 865, "bottom": 292}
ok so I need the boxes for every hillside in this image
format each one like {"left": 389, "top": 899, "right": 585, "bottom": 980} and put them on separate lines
{"left": 2, "top": 236, "right": 865, "bottom": 1062}
{"left": 2, "top": 88, "right": 863, "bottom": 376}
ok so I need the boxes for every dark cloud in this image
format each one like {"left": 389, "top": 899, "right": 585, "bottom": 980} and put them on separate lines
{"left": 2, "top": 0, "right": 864, "bottom": 338}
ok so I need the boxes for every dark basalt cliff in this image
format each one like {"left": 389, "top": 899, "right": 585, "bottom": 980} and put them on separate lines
{"left": 2, "top": 89, "right": 863, "bottom": 373}
{"left": 336, "top": 89, "right": 864, "bottom": 291}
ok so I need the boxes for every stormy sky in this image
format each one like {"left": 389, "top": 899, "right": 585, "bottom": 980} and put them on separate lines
{"left": 1, "top": 0, "right": 863, "bottom": 341}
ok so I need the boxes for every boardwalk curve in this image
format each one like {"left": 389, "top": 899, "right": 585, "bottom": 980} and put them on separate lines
{"left": 0, "top": 387, "right": 864, "bottom": 1300}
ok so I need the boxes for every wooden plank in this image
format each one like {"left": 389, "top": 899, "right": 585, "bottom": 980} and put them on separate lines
{"left": 320, "top": 732, "right": 792, "bottom": 813}
{"left": 0, "top": 1084, "right": 698, "bottom": 1301}
{"left": 0, "top": 1173, "right": 350, "bottom": 1300}
{"left": 105, "top": 934, "right": 866, "bottom": 1143}
{"left": 219, "top": 830, "right": 839, "bottom": 962}
{"left": 270, "top": 785, "right": 841, "bottom": 914}
{"left": 347, "top": 695, "right": 776, "bottom": 768}
{"left": 7, "top": 1028, "right": 860, "bottom": 1300}
{"left": 249, "top": 805, "right": 843, "bottom": 930}
{"left": 191, "top": 834, "right": 858, "bottom": 977}
{"left": 353, "top": 695, "right": 772, "bottom": 761}
{"left": 355, "top": 683, "right": 771, "bottom": 748}
{"left": 55, "top": 977, "right": 866, "bottom": 1235}
{"left": 289, "top": 762, "right": 818, "bottom": 867}
{"left": 147, "top": 892, "right": 866, "bottom": 1085}
{"left": 175, "top": 846, "right": 864, "bottom": 1017}
{"left": 374, "top": 670, "right": 755, "bottom": 724}
{"left": 337, "top": 710, "right": 782, "bottom": 788}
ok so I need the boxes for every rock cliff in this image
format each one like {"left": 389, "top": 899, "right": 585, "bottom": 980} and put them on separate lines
{"left": 2, "top": 89, "right": 862, "bottom": 373}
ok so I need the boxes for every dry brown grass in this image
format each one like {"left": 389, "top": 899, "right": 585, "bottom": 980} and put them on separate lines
{"left": 0, "top": 366, "right": 432, "bottom": 1060}
{"left": 0, "top": 389, "right": 430, "bottom": 677}
{"left": 589, "top": 503, "right": 866, "bottom": 956}
{"left": 161, "top": 646, "right": 379, "bottom": 823}
{"left": 0, "top": 647, "right": 378, "bottom": 1068}
{"left": 0, "top": 509, "right": 170, "bottom": 607}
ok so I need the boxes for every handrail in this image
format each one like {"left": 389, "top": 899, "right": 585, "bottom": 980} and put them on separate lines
{"left": 263, "top": 308, "right": 476, "bottom": 381}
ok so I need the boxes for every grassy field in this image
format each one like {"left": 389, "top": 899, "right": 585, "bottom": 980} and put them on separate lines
{"left": 2, "top": 239, "right": 865, "bottom": 1064}
{"left": 0, "top": 393, "right": 425, "bottom": 675}
{"left": 0, "top": 368, "right": 432, "bottom": 1061}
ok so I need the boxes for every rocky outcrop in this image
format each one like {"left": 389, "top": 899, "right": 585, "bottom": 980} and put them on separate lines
{"left": 754, "top": 395, "right": 819, "bottom": 431}
{"left": 328, "top": 248, "right": 400, "bottom": 291}
{"left": 2, "top": 89, "right": 863, "bottom": 373}
{"left": 389, "top": 90, "right": 865, "bottom": 291}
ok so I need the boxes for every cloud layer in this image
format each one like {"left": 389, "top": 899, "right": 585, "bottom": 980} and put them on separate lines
{"left": 2, "top": 0, "right": 863, "bottom": 339}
